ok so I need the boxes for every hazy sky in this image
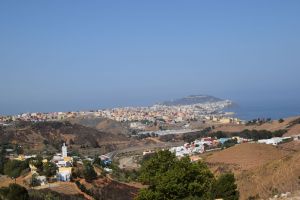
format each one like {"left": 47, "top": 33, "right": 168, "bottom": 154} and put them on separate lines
{"left": 1, "top": 1, "right": 300, "bottom": 115}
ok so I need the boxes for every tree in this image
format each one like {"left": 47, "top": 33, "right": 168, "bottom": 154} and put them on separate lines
{"left": 29, "top": 156, "right": 43, "bottom": 173}
{"left": 213, "top": 173, "right": 239, "bottom": 200}
{"left": 211, "top": 131, "right": 227, "bottom": 139}
{"left": 0, "top": 183, "right": 29, "bottom": 200}
{"left": 44, "top": 192, "right": 60, "bottom": 200}
{"left": 0, "top": 148, "right": 6, "bottom": 174}
{"left": 4, "top": 160, "right": 29, "bottom": 178}
{"left": 223, "top": 138, "right": 238, "bottom": 148}
{"left": 278, "top": 118, "right": 284, "bottom": 123}
{"left": 139, "top": 150, "right": 177, "bottom": 185}
{"left": 137, "top": 150, "right": 215, "bottom": 200}
{"left": 83, "top": 161, "right": 97, "bottom": 182}
{"left": 15, "top": 145, "right": 24, "bottom": 155}
{"left": 43, "top": 162, "right": 57, "bottom": 177}
{"left": 30, "top": 174, "right": 40, "bottom": 187}
{"left": 93, "top": 156, "right": 102, "bottom": 166}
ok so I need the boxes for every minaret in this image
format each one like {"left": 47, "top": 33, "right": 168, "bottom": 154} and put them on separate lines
{"left": 62, "top": 143, "right": 67, "bottom": 158}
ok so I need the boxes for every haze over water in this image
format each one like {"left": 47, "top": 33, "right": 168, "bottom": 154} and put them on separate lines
{"left": 227, "top": 101, "right": 300, "bottom": 121}
{"left": 0, "top": 1, "right": 299, "bottom": 116}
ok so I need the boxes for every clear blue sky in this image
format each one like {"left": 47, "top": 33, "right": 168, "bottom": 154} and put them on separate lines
{"left": 1, "top": 1, "right": 300, "bottom": 115}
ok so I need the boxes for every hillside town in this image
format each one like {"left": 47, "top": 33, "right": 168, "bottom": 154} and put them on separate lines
{"left": 169, "top": 134, "right": 300, "bottom": 159}
{"left": 5, "top": 143, "right": 113, "bottom": 186}
{"left": 0, "top": 100, "right": 244, "bottom": 128}
{"left": 0, "top": 97, "right": 299, "bottom": 200}
{"left": 5, "top": 133, "right": 299, "bottom": 188}
{"left": 1, "top": 115, "right": 300, "bottom": 199}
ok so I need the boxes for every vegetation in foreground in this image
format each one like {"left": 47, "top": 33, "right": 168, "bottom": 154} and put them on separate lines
{"left": 136, "top": 150, "right": 239, "bottom": 200}
{"left": 0, "top": 184, "right": 29, "bottom": 200}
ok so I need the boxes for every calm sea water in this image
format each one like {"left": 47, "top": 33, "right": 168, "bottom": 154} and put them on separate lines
{"left": 225, "top": 101, "right": 300, "bottom": 121}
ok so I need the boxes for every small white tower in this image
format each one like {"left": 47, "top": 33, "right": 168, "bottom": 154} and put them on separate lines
{"left": 62, "top": 143, "right": 67, "bottom": 158}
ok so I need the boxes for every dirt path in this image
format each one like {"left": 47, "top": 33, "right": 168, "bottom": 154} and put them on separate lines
{"left": 36, "top": 182, "right": 94, "bottom": 200}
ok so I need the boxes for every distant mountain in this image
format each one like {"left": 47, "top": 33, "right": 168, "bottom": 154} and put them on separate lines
{"left": 159, "top": 95, "right": 225, "bottom": 106}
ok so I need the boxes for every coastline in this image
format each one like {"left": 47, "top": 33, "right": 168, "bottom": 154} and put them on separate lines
{"left": 225, "top": 101, "right": 300, "bottom": 120}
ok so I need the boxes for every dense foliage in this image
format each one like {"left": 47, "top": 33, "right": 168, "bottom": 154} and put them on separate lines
{"left": 29, "top": 157, "right": 57, "bottom": 177}
{"left": 182, "top": 127, "right": 212, "bottom": 142}
{"left": 136, "top": 150, "right": 239, "bottom": 200}
{"left": 213, "top": 173, "right": 239, "bottom": 200}
{"left": 222, "top": 138, "right": 238, "bottom": 148}
{"left": 232, "top": 129, "right": 286, "bottom": 140}
{"left": 3, "top": 159, "right": 29, "bottom": 178}
{"left": 75, "top": 181, "right": 94, "bottom": 197}
{"left": 111, "top": 163, "right": 139, "bottom": 183}
{"left": 246, "top": 118, "right": 272, "bottom": 126}
{"left": 0, "top": 149, "right": 6, "bottom": 174}
{"left": 0, "top": 184, "right": 29, "bottom": 200}
{"left": 83, "top": 161, "right": 97, "bottom": 182}
{"left": 42, "top": 162, "right": 58, "bottom": 177}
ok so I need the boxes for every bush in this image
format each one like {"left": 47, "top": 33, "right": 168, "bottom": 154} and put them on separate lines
{"left": 211, "top": 131, "right": 228, "bottom": 139}
{"left": 223, "top": 138, "right": 238, "bottom": 148}
{"left": 43, "top": 162, "right": 57, "bottom": 177}
{"left": 4, "top": 159, "right": 29, "bottom": 178}
{"left": 213, "top": 173, "right": 239, "bottom": 200}
{"left": 182, "top": 127, "right": 212, "bottom": 143}
{"left": 0, "top": 183, "right": 29, "bottom": 200}
{"left": 75, "top": 181, "right": 93, "bottom": 196}
{"left": 231, "top": 129, "right": 287, "bottom": 141}
{"left": 136, "top": 150, "right": 215, "bottom": 200}
{"left": 83, "top": 161, "right": 97, "bottom": 182}
{"left": 0, "top": 150, "right": 6, "bottom": 174}
{"left": 30, "top": 174, "right": 41, "bottom": 187}
{"left": 112, "top": 166, "right": 139, "bottom": 183}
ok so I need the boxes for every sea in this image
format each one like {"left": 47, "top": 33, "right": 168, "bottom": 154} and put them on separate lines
{"left": 225, "top": 100, "right": 300, "bottom": 121}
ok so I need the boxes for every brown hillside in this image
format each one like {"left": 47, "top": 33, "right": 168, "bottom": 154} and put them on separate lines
{"left": 0, "top": 121, "right": 131, "bottom": 154}
{"left": 79, "top": 177, "right": 139, "bottom": 200}
{"left": 214, "top": 116, "right": 300, "bottom": 136}
{"left": 237, "top": 150, "right": 300, "bottom": 199}
{"left": 69, "top": 117, "right": 130, "bottom": 135}
{"left": 206, "top": 143, "right": 289, "bottom": 171}
{"left": 205, "top": 142, "right": 300, "bottom": 200}
{"left": 284, "top": 124, "right": 300, "bottom": 136}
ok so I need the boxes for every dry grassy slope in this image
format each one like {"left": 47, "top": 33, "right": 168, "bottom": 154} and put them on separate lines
{"left": 285, "top": 124, "right": 300, "bottom": 136}
{"left": 206, "top": 143, "right": 290, "bottom": 171}
{"left": 80, "top": 177, "right": 139, "bottom": 200}
{"left": 214, "top": 116, "right": 300, "bottom": 136}
{"left": 68, "top": 117, "right": 130, "bottom": 136}
{"left": 237, "top": 149, "right": 300, "bottom": 199}
{"left": 205, "top": 142, "right": 300, "bottom": 200}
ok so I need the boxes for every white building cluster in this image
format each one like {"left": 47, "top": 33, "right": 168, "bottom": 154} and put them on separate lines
{"left": 52, "top": 143, "right": 73, "bottom": 181}
{"left": 97, "top": 100, "right": 233, "bottom": 123}
{"left": 170, "top": 141, "right": 205, "bottom": 157}
{"left": 258, "top": 136, "right": 298, "bottom": 146}
{"left": 0, "top": 100, "right": 239, "bottom": 127}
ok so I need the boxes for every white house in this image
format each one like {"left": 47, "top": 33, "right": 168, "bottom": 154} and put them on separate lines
{"left": 258, "top": 137, "right": 291, "bottom": 146}
{"left": 56, "top": 167, "right": 72, "bottom": 182}
{"left": 36, "top": 176, "right": 47, "bottom": 186}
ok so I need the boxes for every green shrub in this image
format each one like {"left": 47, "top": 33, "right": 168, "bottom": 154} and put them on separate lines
{"left": 213, "top": 173, "right": 239, "bottom": 200}
{"left": 0, "top": 183, "right": 29, "bottom": 200}
{"left": 4, "top": 159, "right": 29, "bottom": 178}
